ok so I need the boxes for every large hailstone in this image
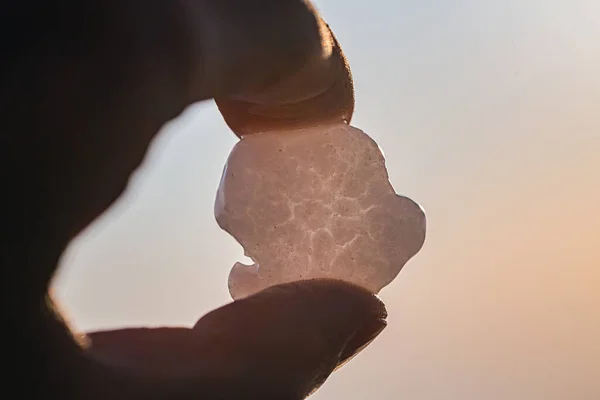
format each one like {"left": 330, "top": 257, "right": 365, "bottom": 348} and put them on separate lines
{"left": 215, "top": 123, "right": 426, "bottom": 300}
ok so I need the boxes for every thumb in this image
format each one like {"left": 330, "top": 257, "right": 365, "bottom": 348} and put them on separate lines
{"left": 86, "top": 279, "right": 386, "bottom": 399}
{"left": 192, "top": 279, "right": 387, "bottom": 398}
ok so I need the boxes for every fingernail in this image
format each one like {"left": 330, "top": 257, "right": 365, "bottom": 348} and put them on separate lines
{"left": 336, "top": 319, "right": 387, "bottom": 369}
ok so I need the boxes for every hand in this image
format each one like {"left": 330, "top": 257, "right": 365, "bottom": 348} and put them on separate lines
{"left": 4, "top": 1, "right": 385, "bottom": 399}
{"left": 87, "top": 280, "right": 386, "bottom": 399}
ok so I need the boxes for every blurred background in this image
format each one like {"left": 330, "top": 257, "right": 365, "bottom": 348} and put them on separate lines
{"left": 54, "top": 0, "right": 600, "bottom": 399}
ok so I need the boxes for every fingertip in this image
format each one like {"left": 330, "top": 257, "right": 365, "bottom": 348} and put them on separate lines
{"left": 215, "top": 21, "right": 354, "bottom": 137}
{"left": 186, "top": 279, "right": 388, "bottom": 398}
{"left": 240, "top": 279, "right": 387, "bottom": 354}
{"left": 286, "top": 278, "right": 387, "bottom": 322}
{"left": 337, "top": 318, "right": 387, "bottom": 370}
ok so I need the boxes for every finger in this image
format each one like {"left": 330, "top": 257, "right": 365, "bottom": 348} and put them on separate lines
{"left": 215, "top": 23, "right": 355, "bottom": 137}
{"left": 86, "top": 279, "right": 386, "bottom": 399}
{"left": 193, "top": 0, "right": 331, "bottom": 97}
{"left": 191, "top": 279, "right": 386, "bottom": 398}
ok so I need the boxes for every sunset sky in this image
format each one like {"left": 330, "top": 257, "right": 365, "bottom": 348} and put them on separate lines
{"left": 55, "top": 1, "right": 600, "bottom": 398}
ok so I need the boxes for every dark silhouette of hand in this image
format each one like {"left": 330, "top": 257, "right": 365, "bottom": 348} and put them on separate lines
{"left": 2, "top": 1, "right": 387, "bottom": 398}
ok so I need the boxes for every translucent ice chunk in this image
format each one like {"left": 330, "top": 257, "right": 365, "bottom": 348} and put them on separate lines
{"left": 215, "top": 123, "right": 426, "bottom": 300}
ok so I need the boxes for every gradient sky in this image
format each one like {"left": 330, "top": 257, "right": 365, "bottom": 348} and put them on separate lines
{"left": 54, "top": 1, "right": 600, "bottom": 399}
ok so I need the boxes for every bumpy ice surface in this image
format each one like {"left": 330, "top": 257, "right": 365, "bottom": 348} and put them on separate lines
{"left": 215, "top": 123, "right": 426, "bottom": 300}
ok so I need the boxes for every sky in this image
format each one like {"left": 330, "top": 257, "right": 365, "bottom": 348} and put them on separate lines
{"left": 54, "top": 1, "right": 600, "bottom": 399}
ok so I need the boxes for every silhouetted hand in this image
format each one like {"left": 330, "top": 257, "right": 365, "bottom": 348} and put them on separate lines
{"left": 3, "top": 1, "right": 385, "bottom": 399}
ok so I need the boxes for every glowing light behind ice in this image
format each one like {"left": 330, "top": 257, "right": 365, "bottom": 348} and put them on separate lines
{"left": 215, "top": 123, "right": 426, "bottom": 300}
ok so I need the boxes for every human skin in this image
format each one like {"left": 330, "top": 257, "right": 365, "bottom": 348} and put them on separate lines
{"left": 2, "top": 1, "right": 387, "bottom": 399}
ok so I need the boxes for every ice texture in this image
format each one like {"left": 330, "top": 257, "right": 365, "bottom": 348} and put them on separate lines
{"left": 215, "top": 123, "right": 426, "bottom": 300}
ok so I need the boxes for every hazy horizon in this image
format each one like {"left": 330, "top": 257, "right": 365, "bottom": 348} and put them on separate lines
{"left": 55, "top": 1, "right": 600, "bottom": 398}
